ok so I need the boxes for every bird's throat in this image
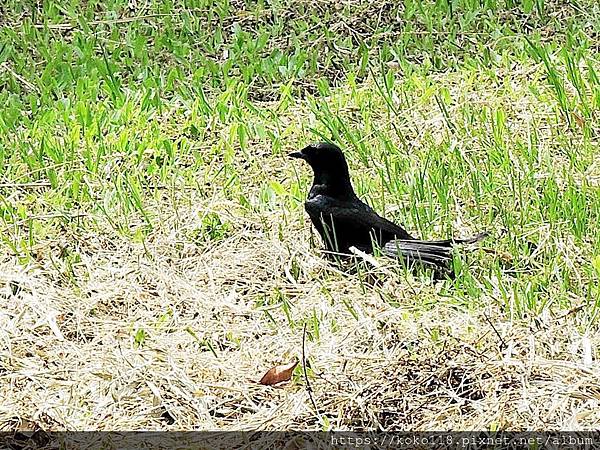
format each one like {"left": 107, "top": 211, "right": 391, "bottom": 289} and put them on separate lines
{"left": 311, "top": 170, "right": 355, "bottom": 199}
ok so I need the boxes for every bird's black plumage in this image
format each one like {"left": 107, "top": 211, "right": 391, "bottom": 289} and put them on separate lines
{"left": 289, "top": 142, "right": 487, "bottom": 271}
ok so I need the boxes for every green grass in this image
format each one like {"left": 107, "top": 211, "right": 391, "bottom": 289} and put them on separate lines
{"left": 1, "top": 0, "right": 600, "bottom": 315}
{"left": 1, "top": 0, "right": 600, "bottom": 429}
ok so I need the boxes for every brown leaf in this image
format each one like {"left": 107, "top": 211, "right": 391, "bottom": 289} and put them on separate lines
{"left": 572, "top": 111, "right": 585, "bottom": 128}
{"left": 259, "top": 359, "right": 298, "bottom": 386}
{"left": 17, "top": 418, "right": 39, "bottom": 432}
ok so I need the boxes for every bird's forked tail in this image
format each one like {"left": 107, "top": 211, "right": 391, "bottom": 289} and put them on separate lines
{"left": 382, "top": 232, "right": 488, "bottom": 270}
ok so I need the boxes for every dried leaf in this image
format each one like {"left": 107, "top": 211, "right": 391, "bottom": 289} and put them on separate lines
{"left": 572, "top": 111, "right": 585, "bottom": 128}
{"left": 259, "top": 359, "right": 298, "bottom": 386}
{"left": 17, "top": 418, "right": 39, "bottom": 432}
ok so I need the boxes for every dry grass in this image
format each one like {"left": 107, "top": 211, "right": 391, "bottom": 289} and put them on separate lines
{"left": 1, "top": 190, "right": 599, "bottom": 431}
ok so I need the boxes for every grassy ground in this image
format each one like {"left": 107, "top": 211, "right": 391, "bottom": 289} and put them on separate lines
{"left": 1, "top": 0, "right": 600, "bottom": 431}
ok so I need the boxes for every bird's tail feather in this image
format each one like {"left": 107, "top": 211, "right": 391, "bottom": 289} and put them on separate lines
{"left": 416, "top": 231, "right": 490, "bottom": 247}
{"left": 382, "top": 232, "right": 488, "bottom": 270}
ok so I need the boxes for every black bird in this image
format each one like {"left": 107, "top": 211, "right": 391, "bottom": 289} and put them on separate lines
{"left": 289, "top": 142, "right": 487, "bottom": 271}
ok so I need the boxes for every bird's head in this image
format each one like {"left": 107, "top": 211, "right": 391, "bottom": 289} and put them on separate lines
{"left": 288, "top": 142, "right": 347, "bottom": 171}
{"left": 289, "top": 142, "right": 354, "bottom": 197}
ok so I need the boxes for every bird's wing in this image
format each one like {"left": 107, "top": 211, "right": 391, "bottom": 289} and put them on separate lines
{"left": 306, "top": 195, "right": 413, "bottom": 241}
{"left": 308, "top": 195, "right": 412, "bottom": 235}
{"left": 353, "top": 201, "right": 414, "bottom": 239}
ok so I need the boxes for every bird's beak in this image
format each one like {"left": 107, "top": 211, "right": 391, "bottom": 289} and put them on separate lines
{"left": 288, "top": 151, "right": 305, "bottom": 159}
